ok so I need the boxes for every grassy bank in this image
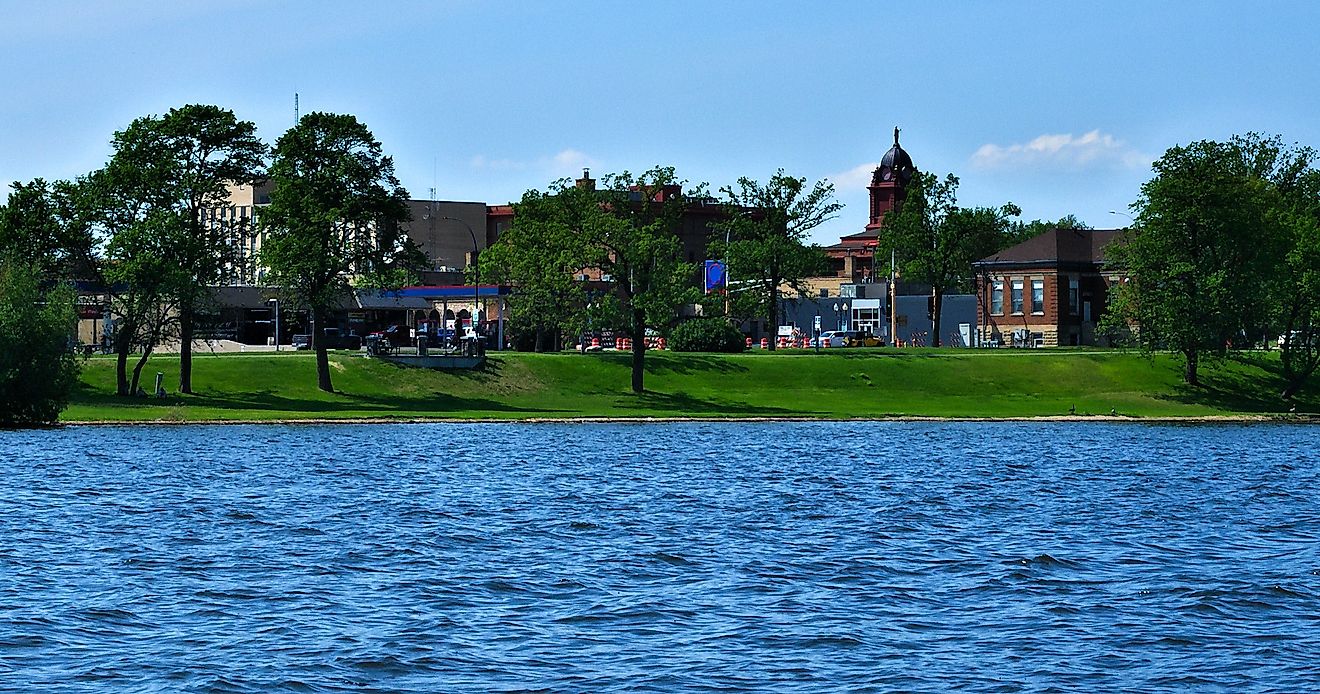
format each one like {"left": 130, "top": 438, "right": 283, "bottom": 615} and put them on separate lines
{"left": 60, "top": 348, "right": 1316, "bottom": 423}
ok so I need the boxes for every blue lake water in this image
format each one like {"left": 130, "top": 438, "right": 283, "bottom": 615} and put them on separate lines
{"left": 2, "top": 422, "right": 1319, "bottom": 692}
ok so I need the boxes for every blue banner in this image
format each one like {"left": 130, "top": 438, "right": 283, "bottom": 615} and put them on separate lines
{"left": 704, "top": 260, "right": 727, "bottom": 293}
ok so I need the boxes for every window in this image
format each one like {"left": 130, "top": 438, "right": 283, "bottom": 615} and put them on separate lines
{"left": 991, "top": 281, "right": 1004, "bottom": 315}
{"left": 1031, "top": 279, "right": 1044, "bottom": 315}
{"left": 1069, "top": 277, "right": 1079, "bottom": 315}
{"left": 1011, "top": 280, "right": 1023, "bottom": 314}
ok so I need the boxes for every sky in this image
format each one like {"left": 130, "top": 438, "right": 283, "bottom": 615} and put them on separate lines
{"left": 2, "top": 1, "right": 1318, "bottom": 245}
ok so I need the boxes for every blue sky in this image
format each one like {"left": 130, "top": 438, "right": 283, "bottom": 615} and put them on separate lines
{"left": 2, "top": 1, "right": 1317, "bottom": 245}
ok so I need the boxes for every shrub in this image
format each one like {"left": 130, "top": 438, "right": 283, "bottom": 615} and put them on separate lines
{"left": 0, "top": 261, "right": 80, "bottom": 426}
{"left": 668, "top": 318, "right": 746, "bottom": 353}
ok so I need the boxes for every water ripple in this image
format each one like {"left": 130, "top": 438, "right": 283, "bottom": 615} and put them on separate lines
{"left": 1, "top": 421, "right": 1318, "bottom": 692}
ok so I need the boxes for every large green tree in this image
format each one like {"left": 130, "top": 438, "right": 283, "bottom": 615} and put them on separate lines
{"left": 879, "top": 172, "right": 1020, "bottom": 346}
{"left": 1244, "top": 135, "right": 1320, "bottom": 400}
{"left": 0, "top": 179, "right": 98, "bottom": 282}
{"left": 485, "top": 167, "right": 698, "bottom": 392}
{"left": 0, "top": 259, "right": 80, "bottom": 426}
{"left": 259, "top": 112, "right": 413, "bottom": 393}
{"left": 708, "top": 170, "right": 837, "bottom": 350}
{"left": 1104, "top": 136, "right": 1290, "bottom": 386}
{"left": 127, "top": 105, "right": 266, "bottom": 394}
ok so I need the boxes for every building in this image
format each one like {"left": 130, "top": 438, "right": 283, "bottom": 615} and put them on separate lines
{"left": 972, "top": 228, "right": 1123, "bottom": 347}
{"left": 822, "top": 127, "right": 917, "bottom": 282}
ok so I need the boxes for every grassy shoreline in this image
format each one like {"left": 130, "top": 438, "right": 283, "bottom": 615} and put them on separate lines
{"left": 60, "top": 349, "right": 1317, "bottom": 424}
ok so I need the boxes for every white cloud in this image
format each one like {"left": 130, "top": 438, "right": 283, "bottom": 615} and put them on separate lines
{"left": 823, "top": 161, "right": 881, "bottom": 191}
{"left": 469, "top": 149, "right": 599, "bottom": 175}
{"left": 970, "top": 130, "right": 1147, "bottom": 171}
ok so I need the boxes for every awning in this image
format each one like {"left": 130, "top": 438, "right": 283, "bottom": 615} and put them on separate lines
{"left": 354, "top": 290, "right": 433, "bottom": 311}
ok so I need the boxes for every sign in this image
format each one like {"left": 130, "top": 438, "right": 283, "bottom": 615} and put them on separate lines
{"left": 813, "top": 315, "right": 822, "bottom": 331}
{"left": 703, "top": 260, "right": 727, "bottom": 293}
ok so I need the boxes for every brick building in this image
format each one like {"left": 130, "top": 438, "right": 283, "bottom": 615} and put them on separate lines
{"left": 822, "top": 127, "right": 916, "bottom": 282}
{"left": 972, "top": 228, "right": 1123, "bottom": 347}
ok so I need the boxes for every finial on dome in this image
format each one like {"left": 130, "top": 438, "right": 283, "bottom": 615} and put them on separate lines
{"left": 894, "top": 126, "right": 900, "bottom": 146}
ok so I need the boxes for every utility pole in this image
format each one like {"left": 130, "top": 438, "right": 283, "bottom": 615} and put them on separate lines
{"left": 889, "top": 248, "right": 898, "bottom": 346}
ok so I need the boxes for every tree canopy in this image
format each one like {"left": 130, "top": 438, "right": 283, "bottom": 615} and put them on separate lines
{"left": 484, "top": 167, "right": 699, "bottom": 392}
{"left": 878, "top": 172, "right": 1020, "bottom": 346}
{"left": 260, "top": 112, "right": 414, "bottom": 393}
{"left": 1104, "top": 135, "right": 1296, "bottom": 386}
{"left": 708, "top": 170, "right": 837, "bottom": 349}
{"left": 0, "top": 260, "right": 79, "bottom": 426}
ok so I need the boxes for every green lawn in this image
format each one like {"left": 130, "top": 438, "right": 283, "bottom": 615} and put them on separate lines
{"left": 63, "top": 348, "right": 1316, "bottom": 423}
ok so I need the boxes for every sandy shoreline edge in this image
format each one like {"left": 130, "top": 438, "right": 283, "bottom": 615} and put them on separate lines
{"left": 60, "top": 414, "right": 1319, "bottom": 426}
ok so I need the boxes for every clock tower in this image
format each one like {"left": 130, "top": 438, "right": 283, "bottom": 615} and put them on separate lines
{"left": 865, "top": 127, "right": 916, "bottom": 231}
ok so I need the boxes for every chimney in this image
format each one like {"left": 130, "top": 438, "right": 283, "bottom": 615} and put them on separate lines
{"left": 576, "top": 168, "right": 595, "bottom": 190}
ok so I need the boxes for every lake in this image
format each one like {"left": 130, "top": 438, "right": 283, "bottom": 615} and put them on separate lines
{"left": 2, "top": 422, "right": 1318, "bottom": 692}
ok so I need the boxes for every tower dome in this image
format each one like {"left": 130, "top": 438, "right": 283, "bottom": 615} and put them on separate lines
{"left": 875, "top": 126, "right": 915, "bottom": 185}
{"left": 865, "top": 126, "right": 917, "bottom": 231}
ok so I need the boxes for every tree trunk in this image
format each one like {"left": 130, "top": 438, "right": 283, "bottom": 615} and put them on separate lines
{"left": 130, "top": 347, "right": 154, "bottom": 395}
{"left": 631, "top": 307, "right": 645, "bottom": 393}
{"left": 178, "top": 304, "right": 194, "bottom": 394}
{"left": 1184, "top": 350, "right": 1199, "bottom": 386}
{"left": 114, "top": 318, "right": 135, "bottom": 396}
{"left": 765, "top": 281, "right": 777, "bottom": 351}
{"left": 931, "top": 288, "right": 944, "bottom": 347}
{"left": 313, "top": 305, "right": 334, "bottom": 393}
{"left": 115, "top": 339, "right": 131, "bottom": 396}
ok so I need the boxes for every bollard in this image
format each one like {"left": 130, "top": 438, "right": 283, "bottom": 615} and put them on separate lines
{"left": 592, "top": 336, "right": 601, "bottom": 349}
{"left": 658, "top": 337, "right": 666, "bottom": 350}
{"left": 760, "top": 337, "right": 769, "bottom": 349}
{"left": 745, "top": 337, "right": 753, "bottom": 349}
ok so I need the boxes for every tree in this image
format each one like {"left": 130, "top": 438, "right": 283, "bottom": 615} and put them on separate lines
{"left": 708, "top": 170, "right": 837, "bottom": 350}
{"left": 1104, "top": 136, "right": 1289, "bottom": 386}
{"left": 0, "top": 259, "right": 80, "bottom": 426}
{"left": 0, "top": 179, "right": 98, "bottom": 282}
{"left": 485, "top": 167, "right": 699, "bottom": 392}
{"left": 1007, "top": 213, "right": 1091, "bottom": 248}
{"left": 85, "top": 117, "right": 200, "bottom": 396}
{"left": 260, "top": 112, "right": 413, "bottom": 393}
{"left": 879, "top": 172, "right": 1020, "bottom": 346}
{"left": 125, "top": 105, "right": 266, "bottom": 394}
{"left": 1246, "top": 135, "right": 1320, "bottom": 400}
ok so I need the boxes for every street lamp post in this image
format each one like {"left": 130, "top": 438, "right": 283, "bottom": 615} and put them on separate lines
{"left": 267, "top": 298, "right": 280, "bottom": 351}
{"left": 440, "top": 216, "right": 480, "bottom": 352}
{"left": 1108, "top": 210, "right": 1135, "bottom": 225}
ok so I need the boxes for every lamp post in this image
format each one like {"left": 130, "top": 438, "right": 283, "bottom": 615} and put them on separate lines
{"left": 266, "top": 298, "right": 280, "bottom": 351}
{"left": 440, "top": 216, "right": 480, "bottom": 350}
{"left": 1108, "top": 210, "right": 1134, "bottom": 225}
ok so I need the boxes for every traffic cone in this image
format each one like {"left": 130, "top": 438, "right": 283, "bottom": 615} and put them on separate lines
{"left": 760, "top": 337, "right": 769, "bottom": 349}
{"left": 658, "top": 337, "right": 666, "bottom": 350}
{"left": 745, "top": 337, "right": 752, "bottom": 349}
{"left": 592, "top": 336, "right": 600, "bottom": 349}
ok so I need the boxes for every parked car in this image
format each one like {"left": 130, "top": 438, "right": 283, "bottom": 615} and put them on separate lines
{"left": 371, "top": 324, "right": 413, "bottom": 348}
{"left": 809, "top": 331, "right": 848, "bottom": 348}
{"left": 843, "top": 328, "right": 884, "bottom": 347}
